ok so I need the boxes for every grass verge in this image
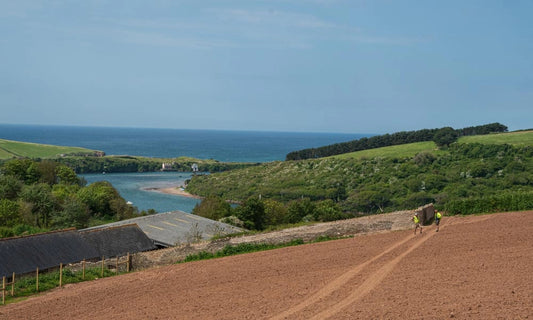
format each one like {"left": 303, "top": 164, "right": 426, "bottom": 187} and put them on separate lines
{"left": 181, "top": 235, "right": 351, "bottom": 263}
{"left": 1, "top": 267, "right": 115, "bottom": 305}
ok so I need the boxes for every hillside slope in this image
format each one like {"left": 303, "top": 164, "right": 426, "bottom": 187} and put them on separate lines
{"left": 331, "top": 130, "right": 533, "bottom": 160}
{"left": 1, "top": 210, "right": 531, "bottom": 319}
{"left": 186, "top": 132, "right": 533, "bottom": 217}
{"left": 0, "top": 139, "right": 100, "bottom": 159}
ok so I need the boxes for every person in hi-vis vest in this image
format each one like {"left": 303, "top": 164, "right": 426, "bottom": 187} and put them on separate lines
{"left": 435, "top": 210, "right": 442, "bottom": 232}
{"left": 413, "top": 212, "right": 422, "bottom": 235}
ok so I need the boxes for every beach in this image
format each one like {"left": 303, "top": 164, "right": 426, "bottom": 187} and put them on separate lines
{"left": 147, "top": 186, "right": 202, "bottom": 199}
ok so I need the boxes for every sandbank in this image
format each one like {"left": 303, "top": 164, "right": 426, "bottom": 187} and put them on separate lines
{"left": 146, "top": 186, "right": 202, "bottom": 199}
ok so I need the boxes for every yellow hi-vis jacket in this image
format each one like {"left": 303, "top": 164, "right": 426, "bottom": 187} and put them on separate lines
{"left": 436, "top": 212, "right": 442, "bottom": 219}
{"left": 413, "top": 215, "right": 420, "bottom": 224}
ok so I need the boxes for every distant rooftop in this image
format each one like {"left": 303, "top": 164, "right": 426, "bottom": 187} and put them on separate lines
{"left": 83, "top": 211, "right": 243, "bottom": 247}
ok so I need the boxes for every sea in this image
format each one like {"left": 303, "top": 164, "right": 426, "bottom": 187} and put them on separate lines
{"left": 0, "top": 124, "right": 368, "bottom": 213}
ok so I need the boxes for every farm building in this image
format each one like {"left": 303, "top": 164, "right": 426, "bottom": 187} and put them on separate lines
{"left": 83, "top": 210, "right": 243, "bottom": 247}
{"left": 0, "top": 211, "right": 242, "bottom": 278}
{"left": 0, "top": 224, "right": 156, "bottom": 278}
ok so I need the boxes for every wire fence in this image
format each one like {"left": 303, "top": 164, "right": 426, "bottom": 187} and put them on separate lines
{"left": 1, "top": 253, "right": 131, "bottom": 305}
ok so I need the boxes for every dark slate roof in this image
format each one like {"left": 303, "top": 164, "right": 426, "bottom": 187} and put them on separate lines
{"left": 0, "top": 225, "right": 157, "bottom": 278}
{"left": 0, "top": 229, "right": 98, "bottom": 278}
{"left": 79, "top": 224, "right": 156, "bottom": 258}
{"left": 83, "top": 210, "right": 243, "bottom": 247}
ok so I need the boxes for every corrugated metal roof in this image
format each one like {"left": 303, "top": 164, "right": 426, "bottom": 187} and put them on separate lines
{"left": 84, "top": 210, "right": 243, "bottom": 247}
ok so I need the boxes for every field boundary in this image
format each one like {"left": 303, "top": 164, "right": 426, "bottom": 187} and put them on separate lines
{"left": 131, "top": 209, "right": 415, "bottom": 270}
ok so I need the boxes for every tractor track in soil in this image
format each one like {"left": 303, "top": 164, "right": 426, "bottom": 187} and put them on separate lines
{"left": 0, "top": 212, "right": 531, "bottom": 320}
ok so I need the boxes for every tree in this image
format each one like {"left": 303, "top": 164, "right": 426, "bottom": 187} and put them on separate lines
{"left": 77, "top": 181, "right": 119, "bottom": 218}
{"left": 285, "top": 198, "right": 315, "bottom": 223}
{"left": 0, "top": 174, "right": 23, "bottom": 200}
{"left": 263, "top": 199, "right": 287, "bottom": 226}
{"left": 413, "top": 152, "right": 436, "bottom": 166}
{"left": 433, "top": 127, "right": 459, "bottom": 148}
{"left": 346, "top": 187, "right": 391, "bottom": 213}
{"left": 56, "top": 165, "right": 82, "bottom": 185}
{"left": 236, "top": 197, "right": 266, "bottom": 230}
{"left": 37, "top": 160, "right": 58, "bottom": 185}
{"left": 53, "top": 197, "right": 90, "bottom": 229}
{"left": 25, "top": 162, "right": 41, "bottom": 185}
{"left": 313, "top": 199, "right": 344, "bottom": 222}
{"left": 0, "top": 199, "right": 21, "bottom": 227}
{"left": 192, "top": 196, "right": 232, "bottom": 221}
{"left": 109, "top": 197, "right": 135, "bottom": 220}
{"left": 52, "top": 184, "right": 81, "bottom": 204}
{"left": 19, "top": 183, "right": 56, "bottom": 228}
{"left": 1, "top": 159, "right": 35, "bottom": 183}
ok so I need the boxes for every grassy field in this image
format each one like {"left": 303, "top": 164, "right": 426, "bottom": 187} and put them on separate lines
{"left": 0, "top": 139, "right": 99, "bottom": 160}
{"left": 458, "top": 130, "right": 533, "bottom": 145}
{"left": 331, "top": 141, "right": 441, "bottom": 160}
{"left": 331, "top": 130, "right": 533, "bottom": 160}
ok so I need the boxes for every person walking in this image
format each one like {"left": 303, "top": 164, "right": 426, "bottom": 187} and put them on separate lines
{"left": 413, "top": 212, "right": 422, "bottom": 235}
{"left": 435, "top": 210, "right": 442, "bottom": 232}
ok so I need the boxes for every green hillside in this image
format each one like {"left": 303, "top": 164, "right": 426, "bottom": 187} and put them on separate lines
{"left": 0, "top": 148, "right": 14, "bottom": 159}
{"left": 187, "top": 131, "right": 533, "bottom": 225}
{"left": 0, "top": 139, "right": 256, "bottom": 173}
{"left": 331, "top": 141, "right": 442, "bottom": 160}
{"left": 0, "top": 139, "right": 100, "bottom": 160}
{"left": 331, "top": 131, "right": 533, "bottom": 160}
{"left": 458, "top": 130, "right": 533, "bottom": 145}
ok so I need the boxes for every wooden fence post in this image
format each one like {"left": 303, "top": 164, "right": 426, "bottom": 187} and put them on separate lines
{"left": 115, "top": 256, "right": 119, "bottom": 274}
{"left": 36, "top": 267, "right": 39, "bottom": 292}
{"left": 11, "top": 272, "right": 15, "bottom": 296}
{"left": 82, "top": 259, "right": 86, "bottom": 280}
{"left": 2, "top": 276, "right": 5, "bottom": 305}
{"left": 101, "top": 256, "right": 105, "bottom": 278}
{"left": 59, "top": 263, "right": 63, "bottom": 288}
{"left": 127, "top": 253, "right": 130, "bottom": 272}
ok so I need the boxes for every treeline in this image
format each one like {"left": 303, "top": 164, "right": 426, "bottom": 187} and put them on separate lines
{"left": 55, "top": 156, "right": 257, "bottom": 174}
{"left": 286, "top": 123, "right": 508, "bottom": 160}
{"left": 193, "top": 196, "right": 348, "bottom": 231}
{"left": 0, "top": 159, "right": 148, "bottom": 238}
{"left": 56, "top": 156, "right": 161, "bottom": 173}
{"left": 188, "top": 142, "right": 533, "bottom": 228}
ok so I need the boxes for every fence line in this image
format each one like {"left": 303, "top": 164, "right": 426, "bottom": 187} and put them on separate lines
{"left": 1, "top": 253, "right": 131, "bottom": 305}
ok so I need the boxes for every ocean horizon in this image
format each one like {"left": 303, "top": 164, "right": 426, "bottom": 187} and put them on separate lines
{"left": 0, "top": 123, "right": 369, "bottom": 163}
{"left": 1, "top": 123, "right": 371, "bottom": 213}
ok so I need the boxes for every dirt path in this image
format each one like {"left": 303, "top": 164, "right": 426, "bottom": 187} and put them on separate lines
{"left": 290, "top": 215, "right": 492, "bottom": 320}
{"left": 1, "top": 211, "right": 531, "bottom": 319}
{"left": 270, "top": 231, "right": 418, "bottom": 320}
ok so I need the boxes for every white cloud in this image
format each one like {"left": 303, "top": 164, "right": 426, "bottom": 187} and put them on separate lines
{"left": 215, "top": 8, "right": 336, "bottom": 29}
{"left": 347, "top": 34, "right": 427, "bottom": 46}
{"left": 113, "top": 29, "right": 235, "bottom": 49}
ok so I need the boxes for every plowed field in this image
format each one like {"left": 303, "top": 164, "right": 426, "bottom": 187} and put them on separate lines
{"left": 1, "top": 211, "right": 532, "bottom": 319}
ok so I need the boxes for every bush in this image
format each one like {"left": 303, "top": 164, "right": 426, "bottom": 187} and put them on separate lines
{"left": 313, "top": 199, "right": 347, "bottom": 222}
{"left": 0, "top": 226, "right": 14, "bottom": 238}
{"left": 192, "top": 196, "right": 232, "bottom": 221}
{"left": 235, "top": 197, "right": 266, "bottom": 230}
{"left": 444, "top": 191, "right": 533, "bottom": 215}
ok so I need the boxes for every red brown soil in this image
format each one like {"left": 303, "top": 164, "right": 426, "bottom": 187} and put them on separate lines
{"left": 1, "top": 211, "right": 532, "bottom": 320}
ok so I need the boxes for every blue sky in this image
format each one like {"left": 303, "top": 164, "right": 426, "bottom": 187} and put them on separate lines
{"left": 1, "top": 1, "right": 531, "bottom": 134}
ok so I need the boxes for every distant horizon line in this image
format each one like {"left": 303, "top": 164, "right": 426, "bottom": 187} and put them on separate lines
{"left": 0, "top": 122, "right": 376, "bottom": 136}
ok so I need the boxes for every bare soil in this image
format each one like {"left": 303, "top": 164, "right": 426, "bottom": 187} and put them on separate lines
{"left": 1, "top": 211, "right": 531, "bottom": 320}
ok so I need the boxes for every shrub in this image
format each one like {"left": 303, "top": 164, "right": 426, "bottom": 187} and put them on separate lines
{"left": 192, "top": 196, "right": 232, "bottom": 221}
{"left": 444, "top": 191, "right": 533, "bottom": 215}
